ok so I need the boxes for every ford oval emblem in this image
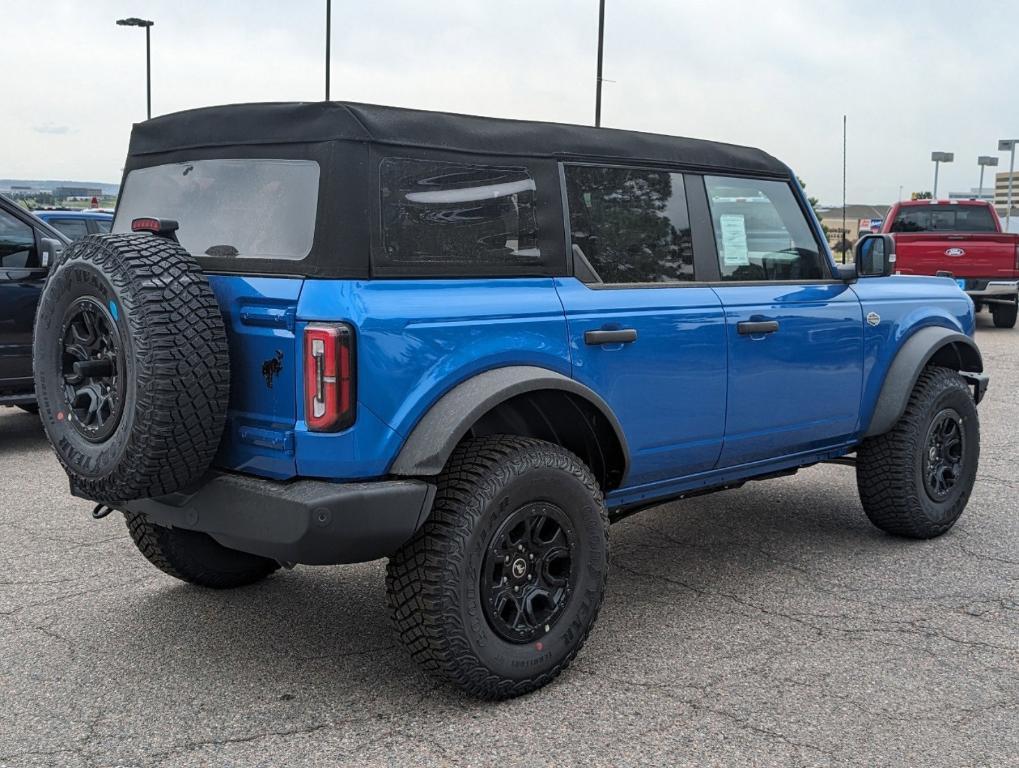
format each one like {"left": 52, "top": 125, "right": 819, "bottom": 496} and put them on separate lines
{"left": 945, "top": 247, "right": 966, "bottom": 257}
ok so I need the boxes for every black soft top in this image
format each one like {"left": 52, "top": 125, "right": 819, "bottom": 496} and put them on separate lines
{"left": 127, "top": 101, "right": 787, "bottom": 176}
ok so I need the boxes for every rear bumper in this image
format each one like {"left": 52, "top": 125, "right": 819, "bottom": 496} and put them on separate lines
{"left": 119, "top": 472, "right": 436, "bottom": 565}
{"left": 962, "top": 279, "right": 1018, "bottom": 300}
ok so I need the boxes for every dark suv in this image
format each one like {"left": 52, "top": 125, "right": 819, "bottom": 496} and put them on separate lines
{"left": 32, "top": 102, "right": 987, "bottom": 699}
{"left": 0, "top": 194, "right": 66, "bottom": 411}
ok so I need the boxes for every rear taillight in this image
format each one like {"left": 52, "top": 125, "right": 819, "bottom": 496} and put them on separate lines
{"left": 1015, "top": 244, "right": 1019, "bottom": 271}
{"left": 304, "top": 323, "right": 355, "bottom": 432}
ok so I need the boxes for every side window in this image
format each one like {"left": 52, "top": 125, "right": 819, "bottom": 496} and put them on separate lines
{"left": 94, "top": 219, "right": 113, "bottom": 234}
{"left": 564, "top": 165, "right": 694, "bottom": 284}
{"left": 378, "top": 157, "right": 542, "bottom": 273}
{"left": 0, "top": 210, "right": 38, "bottom": 268}
{"left": 49, "top": 218, "right": 90, "bottom": 241}
{"left": 704, "top": 176, "right": 826, "bottom": 281}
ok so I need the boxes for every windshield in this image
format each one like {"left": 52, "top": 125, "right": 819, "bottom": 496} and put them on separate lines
{"left": 890, "top": 205, "right": 997, "bottom": 233}
{"left": 114, "top": 159, "right": 320, "bottom": 260}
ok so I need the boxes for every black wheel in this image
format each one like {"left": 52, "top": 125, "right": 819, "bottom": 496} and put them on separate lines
{"left": 32, "top": 234, "right": 230, "bottom": 502}
{"left": 16, "top": 403, "right": 39, "bottom": 415}
{"left": 386, "top": 435, "right": 608, "bottom": 699}
{"left": 992, "top": 302, "right": 1017, "bottom": 329}
{"left": 125, "top": 511, "right": 279, "bottom": 589}
{"left": 856, "top": 366, "right": 979, "bottom": 539}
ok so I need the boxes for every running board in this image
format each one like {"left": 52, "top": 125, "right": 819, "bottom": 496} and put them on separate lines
{"left": 0, "top": 393, "right": 36, "bottom": 407}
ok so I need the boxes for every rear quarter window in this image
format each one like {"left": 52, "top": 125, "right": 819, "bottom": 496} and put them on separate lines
{"left": 375, "top": 157, "right": 547, "bottom": 277}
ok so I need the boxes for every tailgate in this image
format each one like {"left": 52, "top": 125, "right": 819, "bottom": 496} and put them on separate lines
{"left": 894, "top": 233, "right": 1019, "bottom": 278}
{"left": 207, "top": 275, "right": 304, "bottom": 479}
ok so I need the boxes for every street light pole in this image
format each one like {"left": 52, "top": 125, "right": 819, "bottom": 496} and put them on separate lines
{"left": 931, "top": 151, "right": 953, "bottom": 199}
{"left": 116, "top": 17, "right": 154, "bottom": 120}
{"left": 325, "top": 0, "right": 331, "bottom": 101}
{"left": 145, "top": 24, "right": 151, "bottom": 119}
{"left": 977, "top": 156, "right": 998, "bottom": 202}
{"left": 595, "top": 0, "right": 605, "bottom": 127}
{"left": 1000, "top": 139, "right": 1018, "bottom": 230}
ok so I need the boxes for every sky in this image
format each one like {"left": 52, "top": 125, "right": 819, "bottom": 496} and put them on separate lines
{"left": 4, "top": 0, "right": 1017, "bottom": 205}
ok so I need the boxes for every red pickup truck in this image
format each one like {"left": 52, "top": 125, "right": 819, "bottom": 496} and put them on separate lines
{"left": 883, "top": 200, "right": 1019, "bottom": 328}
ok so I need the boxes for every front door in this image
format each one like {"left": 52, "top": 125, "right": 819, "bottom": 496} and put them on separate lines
{"left": 0, "top": 207, "right": 47, "bottom": 390}
{"left": 556, "top": 164, "right": 728, "bottom": 487}
{"left": 700, "top": 174, "right": 864, "bottom": 466}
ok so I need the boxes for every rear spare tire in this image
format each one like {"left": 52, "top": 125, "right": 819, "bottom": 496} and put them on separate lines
{"left": 33, "top": 233, "right": 230, "bottom": 502}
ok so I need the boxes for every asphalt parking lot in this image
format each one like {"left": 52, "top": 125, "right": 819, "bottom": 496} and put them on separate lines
{"left": 1, "top": 316, "right": 1017, "bottom": 768}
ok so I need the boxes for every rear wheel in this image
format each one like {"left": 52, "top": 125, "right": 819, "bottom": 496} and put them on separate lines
{"left": 386, "top": 436, "right": 609, "bottom": 699}
{"left": 856, "top": 366, "right": 979, "bottom": 538}
{"left": 125, "top": 511, "right": 279, "bottom": 589}
{"left": 992, "top": 301, "right": 1017, "bottom": 329}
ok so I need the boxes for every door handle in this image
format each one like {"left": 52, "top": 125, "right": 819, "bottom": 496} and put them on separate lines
{"left": 737, "top": 320, "right": 779, "bottom": 336}
{"left": 584, "top": 328, "right": 638, "bottom": 345}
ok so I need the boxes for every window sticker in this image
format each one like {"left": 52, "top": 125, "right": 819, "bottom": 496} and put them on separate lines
{"left": 719, "top": 214, "right": 750, "bottom": 266}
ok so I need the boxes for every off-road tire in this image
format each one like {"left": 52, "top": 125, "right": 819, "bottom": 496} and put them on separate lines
{"left": 386, "top": 436, "right": 609, "bottom": 699}
{"left": 992, "top": 302, "right": 1017, "bottom": 329}
{"left": 856, "top": 366, "right": 979, "bottom": 538}
{"left": 125, "top": 511, "right": 279, "bottom": 589}
{"left": 33, "top": 234, "right": 230, "bottom": 502}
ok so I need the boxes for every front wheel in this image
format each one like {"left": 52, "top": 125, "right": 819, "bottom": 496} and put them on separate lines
{"left": 856, "top": 366, "right": 979, "bottom": 539}
{"left": 386, "top": 436, "right": 609, "bottom": 699}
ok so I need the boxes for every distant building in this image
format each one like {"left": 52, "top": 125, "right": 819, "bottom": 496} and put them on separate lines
{"left": 948, "top": 187, "right": 994, "bottom": 202}
{"left": 53, "top": 186, "right": 103, "bottom": 200}
{"left": 994, "top": 172, "right": 1019, "bottom": 209}
{"left": 816, "top": 204, "right": 891, "bottom": 254}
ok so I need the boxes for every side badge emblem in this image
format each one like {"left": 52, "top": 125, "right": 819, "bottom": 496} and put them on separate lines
{"left": 866, "top": 312, "right": 881, "bottom": 327}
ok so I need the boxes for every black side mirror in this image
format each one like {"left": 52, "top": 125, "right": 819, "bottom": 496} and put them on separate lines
{"left": 38, "top": 237, "right": 64, "bottom": 268}
{"left": 855, "top": 234, "right": 896, "bottom": 278}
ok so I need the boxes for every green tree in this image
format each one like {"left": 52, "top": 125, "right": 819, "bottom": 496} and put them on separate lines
{"left": 567, "top": 167, "right": 692, "bottom": 283}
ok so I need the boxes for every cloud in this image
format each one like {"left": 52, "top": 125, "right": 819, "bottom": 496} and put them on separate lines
{"left": 4, "top": 0, "right": 1018, "bottom": 204}
{"left": 32, "top": 123, "right": 75, "bottom": 135}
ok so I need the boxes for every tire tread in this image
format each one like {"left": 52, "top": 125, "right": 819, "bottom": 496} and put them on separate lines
{"left": 385, "top": 435, "right": 609, "bottom": 699}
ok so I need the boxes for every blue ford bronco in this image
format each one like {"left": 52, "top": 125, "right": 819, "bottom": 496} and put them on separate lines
{"left": 33, "top": 102, "right": 987, "bottom": 699}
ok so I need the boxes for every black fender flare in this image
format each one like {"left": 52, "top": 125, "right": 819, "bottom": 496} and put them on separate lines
{"left": 389, "top": 366, "right": 630, "bottom": 478}
{"left": 864, "top": 326, "right": 983, "bottom": 438}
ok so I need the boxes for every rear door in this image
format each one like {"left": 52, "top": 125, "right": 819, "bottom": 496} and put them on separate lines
{"left": 556, "top": 164, "right": 728, "bottom": 487}
{"left": 701, "top": 175, "right": 864, "bottom": 466}
{"left": 0, "top": 205, "right": 47, "bottom": 389}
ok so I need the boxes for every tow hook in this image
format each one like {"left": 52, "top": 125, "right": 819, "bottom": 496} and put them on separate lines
{"left": 91, "top": 503, "right": 116, "bottom": 520}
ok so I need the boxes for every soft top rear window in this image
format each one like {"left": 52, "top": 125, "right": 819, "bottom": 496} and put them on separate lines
{"left": 114, "top": 159, "right": 320, "bottom": 260}
{"left": 890, "top": 205, "right": 997, "bottom": 233}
